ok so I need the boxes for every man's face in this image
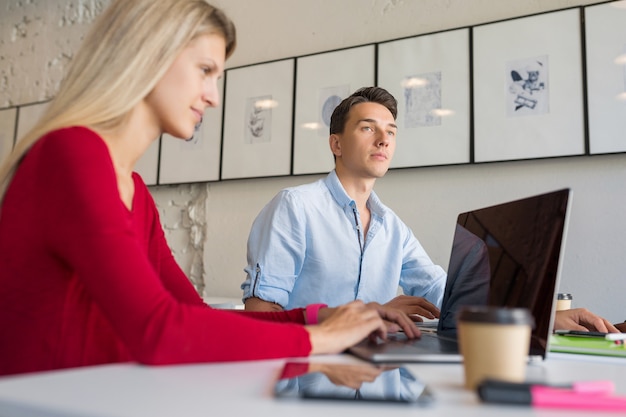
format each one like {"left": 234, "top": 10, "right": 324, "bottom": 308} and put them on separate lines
{"left": 331, "top": 102, "right": 397, "bottom": 179}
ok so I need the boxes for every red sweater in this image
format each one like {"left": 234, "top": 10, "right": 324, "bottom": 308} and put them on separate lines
{"left": 0, "top": 127, "right": 311, "bottom": 376}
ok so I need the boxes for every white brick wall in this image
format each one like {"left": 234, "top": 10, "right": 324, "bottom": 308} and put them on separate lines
{"left": 0, "top": 0, "right": 106, "bottom": 107}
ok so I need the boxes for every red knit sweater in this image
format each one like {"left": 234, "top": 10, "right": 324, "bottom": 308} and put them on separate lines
{"left": 0, "top": 127, "right": 311, "bottom": 376}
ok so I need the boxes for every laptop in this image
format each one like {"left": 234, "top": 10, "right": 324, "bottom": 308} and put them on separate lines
{"left": 349, "top": 188, "right": 571, "bottom": 363}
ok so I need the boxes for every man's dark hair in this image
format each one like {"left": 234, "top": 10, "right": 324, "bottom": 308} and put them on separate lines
{"left": 329, "top": 86, "right": 398, "bottom": 135}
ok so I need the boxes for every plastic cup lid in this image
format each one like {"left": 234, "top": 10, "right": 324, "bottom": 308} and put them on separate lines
{"left": 456, "top": 306, "right": 535, "bottom": 327}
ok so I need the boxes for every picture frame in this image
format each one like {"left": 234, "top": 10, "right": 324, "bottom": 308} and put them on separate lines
{"left": 15, "top": 101, "right": 49, "bottom": 144}
{"left": 293, "top": 45, "right": 375, "bottom": 175}
{"left": 159, "top": 79, "right": 224, "bottom": 184}
{"left": 584, "top": 0, "right": 626, "bottom": 155}
{"left": 377, "top": 28, "right": 471, "bottom": 169}
{"left": 0, "top": 108, "right": 17, "bottom": 165}
{"left": 134, "top": 136, "right": 160, "bottom": 186}
{"left": 221, "top": 59, "right": 295, "bottom": 180}
{"left": 472, "top": 9, "right": 585, "bottom": 163}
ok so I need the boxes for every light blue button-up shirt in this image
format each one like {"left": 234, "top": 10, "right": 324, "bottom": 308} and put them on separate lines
{"left": 241, "top": 170, "right": 446, "bottom": 310}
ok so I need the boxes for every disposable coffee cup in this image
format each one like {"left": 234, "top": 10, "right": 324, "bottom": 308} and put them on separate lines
{"left": 556, "top": 293, "right": 572, "bottom": 311}
{"left": 457, "top": 306, "right": 534, "bottom": 390}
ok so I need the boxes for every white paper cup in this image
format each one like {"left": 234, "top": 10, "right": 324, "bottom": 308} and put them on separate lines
{"left": 556, "top": 293, "right": 573, "bottom": 311}
{"left": 457, "top": 306, "right": 534, "bottom": 390}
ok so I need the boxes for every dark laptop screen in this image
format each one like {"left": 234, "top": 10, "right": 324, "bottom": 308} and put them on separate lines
{"left": 437, "top": 189, "right": 570, "bottom": 357}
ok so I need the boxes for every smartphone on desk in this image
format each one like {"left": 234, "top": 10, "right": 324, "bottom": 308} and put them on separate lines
{"left": 555, "top": 330, "right": 626, "bottom": 341}
{"left": 555, "top": 330, "right": 608, "bottom": 337}
{"left": 274, "top": 361, "right": 434, "bottom": 405}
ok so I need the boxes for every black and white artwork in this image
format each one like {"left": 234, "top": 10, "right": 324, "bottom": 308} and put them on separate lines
{"left": 293, "top": 45, "right": 374, "bottom": 175}
{"left": 244, "top": 95, "right": 273, "bottom": 144}
{"left": 377, "top": 28, "right": 470, "bottom": 168}
{"left": 318, "top": 85, "right": 349, "bottom": 136}
{"left": 403, "top": 71, "right": 443, "bottom": 128}
{"left": 222, "top": 59, "right": 294, "bottom": 180}
{"left": 473, "top": 9, "right": 584, "bottom": 162}
{"left": 506, "top": 56, "right": 549, "bottom": 117}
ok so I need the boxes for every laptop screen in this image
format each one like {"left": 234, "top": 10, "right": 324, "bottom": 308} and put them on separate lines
{"left": 437, "top": 189, "right": 571, "bottom": 358}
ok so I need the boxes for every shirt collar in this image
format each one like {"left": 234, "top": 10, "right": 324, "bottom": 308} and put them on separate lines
{"left": 324, "top": 170, "right": 387, "bottom": 218}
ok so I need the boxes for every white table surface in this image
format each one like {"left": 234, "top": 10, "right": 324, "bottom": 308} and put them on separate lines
{"left": 0, "top": 352, "right": 624, "bottom": 417}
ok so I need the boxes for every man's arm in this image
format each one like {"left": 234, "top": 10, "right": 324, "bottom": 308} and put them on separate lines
{"left": 240, "top": 190, "right": 306, "bottom": 309}
{"left": 244, "top": 296, "right": 285, "bottom": 312}
{"left": 398, "top": 225, "right": 447, "bottom": 309}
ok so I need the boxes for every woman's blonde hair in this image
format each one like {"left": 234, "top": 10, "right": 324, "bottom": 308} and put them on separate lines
{"left": 0, "top": 0, "right": 236, "bottom": 204}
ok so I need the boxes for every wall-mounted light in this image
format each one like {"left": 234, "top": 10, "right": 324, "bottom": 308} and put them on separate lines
{"left": 614, "top": 54, "right": 626, "bottom": 66}
{"left": 301, "top": 122, "right": 322, "bottom": 130}
{"left": 401, "top": 77, "right": 428, "bottom": 88}
{"left": 254, "top": 99, "right": 279, "bottom": 109}
{"left": 431, "top": 108, "right": 455, "bottom": 117}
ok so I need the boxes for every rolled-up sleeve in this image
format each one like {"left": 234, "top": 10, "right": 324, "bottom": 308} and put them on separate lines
{"left": 241, "top": 191, "right": 306, "bottom": 307}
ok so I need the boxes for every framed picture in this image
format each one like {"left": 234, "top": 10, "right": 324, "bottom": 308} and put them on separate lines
{"left": 473, "top": 9, "right": 585, "bottom": 162}
{"left": 293, "top": 45, "right": 375, "bottom": 175}
{"left": 377, "top": 28, "right": 471, "bottom": 168}
{"left": 134, "top": 136, "right": 160, "bottom": 186}
{"left": 0, "top": 108, "right": 17, "bottom": 164}
{"left": 585, "top": 0, "right": 626, "bottom": 154}
{"left": 159, "top": 79, "right": 224, "bottom": 184}
{"left": 15, "top": 101, "right": 49, "bottom": 144}
{"left": 221, "top": 59, "right": 294, "bottom": 180}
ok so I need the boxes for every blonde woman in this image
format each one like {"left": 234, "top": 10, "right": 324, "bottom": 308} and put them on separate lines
{"left": 0, "top": 0, "right": 417, "bottom": 376}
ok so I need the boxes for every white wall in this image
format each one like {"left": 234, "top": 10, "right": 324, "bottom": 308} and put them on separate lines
{"left": 2, "top": 0, "right": 624, "bottom": 323}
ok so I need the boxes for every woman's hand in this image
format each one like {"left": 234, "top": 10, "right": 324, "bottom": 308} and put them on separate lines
{"left": 307, "top": 301, "right": 419, "bottom": 355}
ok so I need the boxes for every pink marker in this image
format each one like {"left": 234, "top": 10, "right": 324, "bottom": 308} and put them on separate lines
{"left": 478, "top": 379, "right": 626, "bottom": 413}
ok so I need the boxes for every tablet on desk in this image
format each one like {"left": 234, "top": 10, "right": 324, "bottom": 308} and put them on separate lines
{"left": 274, "top": 361, "right": 434, "bottom": 405}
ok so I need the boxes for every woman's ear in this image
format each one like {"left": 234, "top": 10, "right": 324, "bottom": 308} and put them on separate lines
{"left": 329, "top": 134, "right": 341, "bottom": 157}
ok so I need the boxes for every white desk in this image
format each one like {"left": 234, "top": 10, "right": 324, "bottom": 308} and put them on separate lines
{"left": 0, "top": 353, "right": 624, "bottom": 417}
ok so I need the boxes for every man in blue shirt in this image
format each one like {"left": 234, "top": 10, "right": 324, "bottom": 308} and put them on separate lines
{"left": 241, "top": 87, "right": 446, "bottom": 319}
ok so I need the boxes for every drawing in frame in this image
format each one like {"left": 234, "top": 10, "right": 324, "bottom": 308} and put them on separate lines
{"left": 221, "top": 59, "right": 294, "bottom": 180}
{"left": 293, "top": 45, "right": 375, "bottom": 175}
{"left": 585, "top": 0, "right": 626, "bottom": 155}
{"left": 473, "top": 8, "right": 585, "bottom": 163}
{"left": 159, "top": 78, "right": 225, "bottom": 184}
{"left": 377, "top": 28, "right": 470, "bottom": 169}
{"left": 0, "top": 108, "right": 17, "bottom": 165}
